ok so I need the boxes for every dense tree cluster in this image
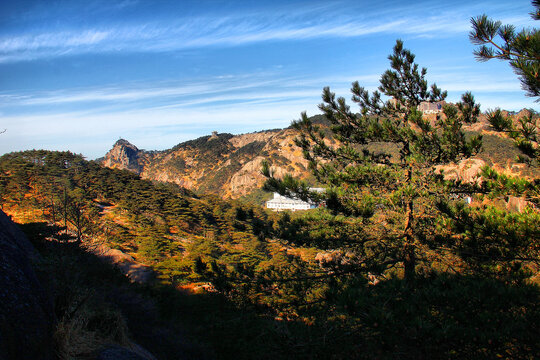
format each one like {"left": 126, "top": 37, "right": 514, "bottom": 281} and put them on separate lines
{"left": 0, "top": 150, "right": 278, "bottom": 285}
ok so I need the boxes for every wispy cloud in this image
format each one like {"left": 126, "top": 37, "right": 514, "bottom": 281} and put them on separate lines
{"left": 0, "top": 95, "right": 321, "bottom": 158}
{"left": 1, "top": 83, "right": 534, "bottom": 160}
{"left": 1, "top": 1, "right": 532, "bottom": 63}
{"left": 0, "top": 71, "right": 370, "bottom": 110}
{"left": 0, "top": 64, "right": 529, "bottom": 122}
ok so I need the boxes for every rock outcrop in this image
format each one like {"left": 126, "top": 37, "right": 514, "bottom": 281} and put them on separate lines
{"left": 101, "top": 129, "right": 310, "bottom": 199}
{"left": 0, "top": 210, "right": 55, "bottom": 360}
{"left": 102, "top": 139, "right": 145, "bottom": 174}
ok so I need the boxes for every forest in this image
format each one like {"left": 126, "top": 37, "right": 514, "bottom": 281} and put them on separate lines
{"left": 1, "top": 103, "right": 539, "bottom": 359}
{"left": 1, "top": 3, "right": 539, "bottom": 360}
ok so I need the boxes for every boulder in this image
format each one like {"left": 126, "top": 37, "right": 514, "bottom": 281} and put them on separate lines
{"left": 0, "top": 210, "right": 55, "bottom": 360}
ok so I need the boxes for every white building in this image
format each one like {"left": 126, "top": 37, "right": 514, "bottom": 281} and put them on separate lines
{"left": 418, "top": 101, "right": 445, "bottom": 114}
{"left": 266, "top": 188, "right": 324, "bottom": 212}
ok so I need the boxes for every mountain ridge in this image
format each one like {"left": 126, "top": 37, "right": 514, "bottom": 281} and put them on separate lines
{"left": 101, "top": 111, "right": 538, "bottom": 200}
{"left": 102, "top": 127, "right": 312, "bottom": 199}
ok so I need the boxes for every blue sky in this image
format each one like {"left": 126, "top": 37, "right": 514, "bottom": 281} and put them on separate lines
{"left": 0, "top": 0, "right": 538, "bottom": 159}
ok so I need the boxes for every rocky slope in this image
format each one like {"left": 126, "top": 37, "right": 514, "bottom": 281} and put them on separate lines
{"left": 102, "top": 139, "right": 145, "bottom": 173}
{"left": 102, "top": 128, "right": 311, "bottom": 199}
{"left": 0, "top": 210, "right": 55, "bottom": 360}
{"left": 101, "top": 111, "right": 538, "bottom": 199}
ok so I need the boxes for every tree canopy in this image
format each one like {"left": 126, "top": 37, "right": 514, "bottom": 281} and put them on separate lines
{"left": 470, "top": 0, "right": 540, "bottom": 99}
{"left": 264, "top": 40, "right": 483, "bottom": 282}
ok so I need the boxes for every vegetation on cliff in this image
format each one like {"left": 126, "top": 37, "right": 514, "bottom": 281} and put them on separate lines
{"left": 101, "top": 128, "right": 311, "bottom": 199}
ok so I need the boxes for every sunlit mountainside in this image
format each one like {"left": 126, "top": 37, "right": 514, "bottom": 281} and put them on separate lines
{"left": 1, "top": 1, "right": 539, "bottom": 358}
{"left": 100, "top": 111, "right": 538, "bottom": 202}
{"left": 101, "top": 127, "right": 311, "bottom": 200}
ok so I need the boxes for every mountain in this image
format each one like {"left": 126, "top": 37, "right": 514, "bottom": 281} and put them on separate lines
{"left": 101, "top": 111, "right": 538, "bottom": 200}
{"left": 102, "top": 138, "right": 144, "bottom": 173}
{"left": 102, "top": 128, "right": 312, "bottom": 199}
{"left": 1, "top": 110, "right": 538, "bottom": 359}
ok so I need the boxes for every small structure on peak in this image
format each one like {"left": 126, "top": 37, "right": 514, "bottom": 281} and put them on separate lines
{"left": 114, "top": 138, "right": 137, "bottom": 148}
{"left": 418, "top": 101, "right": 445, "bottom": 114}
{"left": 209, "top": 131, "right": 219, "bottom": 140}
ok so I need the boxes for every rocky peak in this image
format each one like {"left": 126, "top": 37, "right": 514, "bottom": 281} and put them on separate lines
{"left": 114, "top": 138, "right": 138, "bottom": 149}
{"left": 102, "top": 139, "right": 143, "bottom": 174}
{"left": 99, "top": 128, "right": 312, "bottom": 198}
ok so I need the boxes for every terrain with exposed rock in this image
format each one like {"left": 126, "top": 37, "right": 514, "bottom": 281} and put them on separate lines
{"left": 101, "top": 111, "right": 538, "bottom": 200}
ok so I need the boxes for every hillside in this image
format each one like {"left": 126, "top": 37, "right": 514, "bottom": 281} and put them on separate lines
{"left": 0, "top": 150, "right": 363, "bottom": 358}
{"left": 0, "top": 150, "right": 285, "bottom": 282}
{"left": 2, "top": 121, "right": 539, "bottom": 358}
{"left": 101, "top": 111, "right": 538, "bottom": 201}
{"left": 102, "top": 128, "right": 312, "bottom": 200}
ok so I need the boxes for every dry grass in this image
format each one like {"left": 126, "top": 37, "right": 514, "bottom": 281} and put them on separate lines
{"left": 54, "top": 297, "right": 130, "bottom": 359}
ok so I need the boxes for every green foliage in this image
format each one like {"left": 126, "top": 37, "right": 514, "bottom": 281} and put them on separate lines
{"left": 265, "top": 40, "right": 482, "bottom": 281}
{"left": 487, "top": 108, "right": 513, "bottom": 131}
{"left": 171, "top": 133, "right": 234, "bottom": 153}
{"left": 0, "top": 150, "right": 276, "bottom": 282}
{"left": 457, "top": 91, "right": 481, "bottom": 124}
{"left": 479, "top": 166, "right": 540, "bottom": 205}
{"left": 438, "top": 202, "right": 540, "bottom": 280}
{"left": 470, "top": 2, "right": 540, "bottom": 99}
{"left": 484, "top": 109, "right": 540, "bottom": 166}
{"left": 511, "top": 111, "right": 540, "bottom": 164}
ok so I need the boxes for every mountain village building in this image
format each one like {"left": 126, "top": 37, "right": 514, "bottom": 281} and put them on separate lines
{"left": 266, "top": 188, "right": 324, "bottom": 211}
{"left": 388, "top": 99, "right": 445, "bottom": 115}
{"left": 418, "top": 101, "right": 445, "bottom": 114}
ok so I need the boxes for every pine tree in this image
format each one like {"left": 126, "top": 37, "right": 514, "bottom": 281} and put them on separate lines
{"left": 264, "top": 40, "right": 482, "bottom": 282}
{"left": 470, "top": 1, "right": 540, "bottom": 99}
{"left": 461, "top": 4, "right": 540, "bottom": 280}
{"left": 484, "top": 108, "right": 539, "bottom": 164}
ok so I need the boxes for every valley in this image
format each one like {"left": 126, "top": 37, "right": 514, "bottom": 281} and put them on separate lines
{"left": 1, "top": 2, "right": 539, "bottom": 356}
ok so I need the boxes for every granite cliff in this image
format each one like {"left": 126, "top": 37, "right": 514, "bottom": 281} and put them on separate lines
{"left": 102, "top": 139, "right": 146, "bottom": 173}
{"left": 101, "top": 128, "right": 311, "bottom": 199}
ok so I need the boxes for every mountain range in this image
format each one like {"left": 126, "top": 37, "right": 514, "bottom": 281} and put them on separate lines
{"left": 101, "top": 127, "right": 311, "bottom": 200}
{"left": 100, "top": 111, "right": 537, "bottom": 202}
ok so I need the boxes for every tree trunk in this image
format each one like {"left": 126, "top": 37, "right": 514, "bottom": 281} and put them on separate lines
{"left": 403, "top": 166, "right": 416, "bottom": 282}
{"left": 403, "top": 240, "right": 416, "bottom": 282}
{"left": 63, "top": 187, "right": 68, "bottom": 235}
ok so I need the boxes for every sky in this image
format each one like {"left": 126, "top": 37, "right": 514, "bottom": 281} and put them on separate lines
{"left": 0, "top": 0, "right": 538, "bottom": 159}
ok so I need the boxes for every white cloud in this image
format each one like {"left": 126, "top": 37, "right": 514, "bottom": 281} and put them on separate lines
{"left": 0, "top": 71, "right": 367, "bottom": 109}
{"left": 2, "top": 73, "right": 536, "bottom": 161}
{"left": 0, "top": 97, "right": 322, "bottom": 159}
{"left": 1, "top": 1, "right": 533, "bottom": 63}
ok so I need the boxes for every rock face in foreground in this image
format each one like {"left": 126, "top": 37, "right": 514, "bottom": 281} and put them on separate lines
{"left": 0, "top": 210, "right": 55, "bottom": 360}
